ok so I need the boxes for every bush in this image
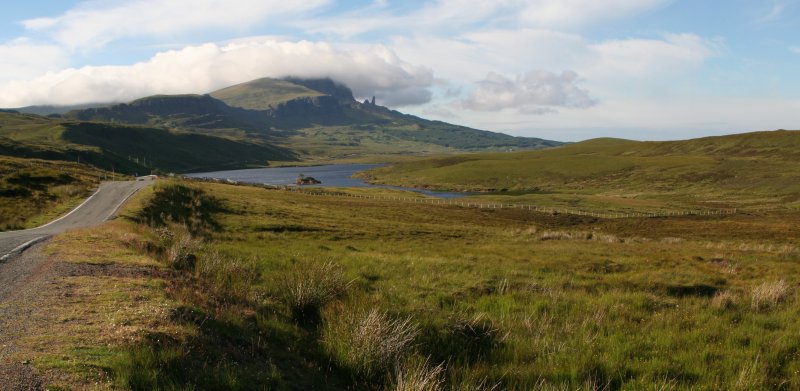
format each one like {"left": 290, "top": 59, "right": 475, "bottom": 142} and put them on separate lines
{"left": 276, "top": 260, "right": 351, "bottom": 322}
{"left": 323, "top": 307, "right": 419, "bottom": 381}
{"left": 136, "top": 183, "right": 224, "bottom": 234}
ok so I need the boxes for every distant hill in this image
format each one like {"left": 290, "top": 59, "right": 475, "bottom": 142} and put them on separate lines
{"left": 12, "top": 103, "right": 115, "bottom": 116}
{"left": 209, "top": 77, "right": 326, "bottom": 110}
{"left": 359, "top": 130, "right": 800, "bottom": 208}
{"left": 61, "top": 77, "right": 561, "bottom": 158}
{"left": 0, "top": 111, "right": 295, "bottom": 174}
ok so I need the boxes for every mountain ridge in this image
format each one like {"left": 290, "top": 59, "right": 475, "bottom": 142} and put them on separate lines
{"left": 57, "top": 77, "right": 561, "bottom": 156}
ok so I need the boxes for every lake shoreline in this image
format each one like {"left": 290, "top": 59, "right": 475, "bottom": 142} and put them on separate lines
{"left": 185, "top": 164, "right": 467, "bottom": 199}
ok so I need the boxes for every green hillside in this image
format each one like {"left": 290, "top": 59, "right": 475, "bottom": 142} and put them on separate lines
{"left": 60, "top": 77, "right": 561, "bottom": 159}
{"left": 210, "top": 77, "right": 324, "bottom": 109}
{"left": 0, "top": 111, "right": 295, "bottom": 174}
{"left": 360, "top": 130, "right": 800, "bottom": 210}
{"left": 0, "top": 155, "right": 108, "bottom": 230}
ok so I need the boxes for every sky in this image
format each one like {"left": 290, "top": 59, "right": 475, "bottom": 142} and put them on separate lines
{"left": 0, "top": 0, "right": 798, "bottom": 142}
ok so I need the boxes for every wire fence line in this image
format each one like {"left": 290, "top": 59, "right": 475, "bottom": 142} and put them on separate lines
{"left": 185, "top": 177, "right": 738, "bottom": 219}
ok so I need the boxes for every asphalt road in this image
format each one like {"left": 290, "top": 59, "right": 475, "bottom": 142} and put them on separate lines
{"left": 0, "top": 179, "right": 153, "bottom": 261}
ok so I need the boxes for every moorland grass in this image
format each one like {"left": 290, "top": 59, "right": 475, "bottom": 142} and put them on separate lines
{"left": 359, "top": 129, "right": 800, "bottom": 212}
{"left": 104, "top": 180, "right": 800, "bottom": 390}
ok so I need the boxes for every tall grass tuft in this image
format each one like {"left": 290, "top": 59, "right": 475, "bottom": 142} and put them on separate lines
{"left": 323, "top": 307, "right": 419, "bottom": 381}
{"left": 164, "top": 226, "right": 201, "bottom": 270}
{"left": 710, "top": 290, "right": 737, "bottom": 310}
{"left": 734, "top": 355, "right": 765, "bottom": 390}
{"left": 750, "top": 280, "right": 790, "bottom": 311}
{"left": 390, "top": 357, "right": 445, "bottom": 391}
{"left": 276, "top": 259, "right": 351, "bottom": 322}
{"left": 197, "top": 249, "right": 259, "bottom": 300}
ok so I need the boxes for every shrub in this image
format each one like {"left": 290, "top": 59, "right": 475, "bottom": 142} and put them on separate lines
{"left": 136, "top": 183, "right": 224, "bottom": 234}
{"left": 750, "top": 280, "right": 790, "bottom": 311}
{"left": 276, "top": 260, "right": 351, "bottom": 322}
{"left": 323, "top": 308, "right": 419, "bottom": 381}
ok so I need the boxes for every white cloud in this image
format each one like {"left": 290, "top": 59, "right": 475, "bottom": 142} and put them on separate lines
{"left": 0, "top": 39, "right": 68, "bottom": 83}
{"left": 519, "top": 0, "right": 671, "bottom": 28}
{"left": 301, "top": 0, "right": 669, "bottom": 38}
{"left": 299, "top": 1, "right": 507, "bottom": 37}
{"left": 0, "top": 39, "right": 434, "bottom": 108}
{"left": 24, "top": 0, "right": 329, "bottom": 49}
{"left": 392, "top": 30, "right": 717, "bottom": 103}
{"left": 756, "top": 1, "right": 788, "bottom": 23}
{"left": 463, "top": 70, "right": 594, "bottom": 112}
{"left": 792, "top": 46, "right": 800, "bottom": 53}
{"left": 584, "top": 34, "right": 718, "bottom": 81}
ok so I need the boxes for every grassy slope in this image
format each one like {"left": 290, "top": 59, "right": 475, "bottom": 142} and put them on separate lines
{"left": 361, "top": 130, "right": 800, "bottom": 210}
{"left": 210, "top": 77, "right": 324, "bottom": 110}
{"left": 0, "top": 112, "right": 297, "bottom": 174}
{"left": 0, "top": 156, "right": 108, "bottom": 230}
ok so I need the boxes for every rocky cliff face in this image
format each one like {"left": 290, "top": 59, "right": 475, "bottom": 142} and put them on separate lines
{"left": 270, "top": 95, "right": 344, "bottom": 118}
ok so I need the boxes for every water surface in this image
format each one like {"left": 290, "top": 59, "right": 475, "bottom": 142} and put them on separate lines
{"left": 186, "top": 164, "right": 465, "bottom": 198}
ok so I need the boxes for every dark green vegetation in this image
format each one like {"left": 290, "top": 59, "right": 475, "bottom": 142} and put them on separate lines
{"left": 361, "top": 130, "right": 800, "bottom": 213}
{"left": 59, "top": 77, "right": 560, "bottom": 160}
{"left": 0, "top": 156, "right": 106, "bottom": 230}
{"left": 89, "top": 180, "right": 800, "bottom": 390}
{"left": 0, "top": 111, "right": 295, "bottom": 174}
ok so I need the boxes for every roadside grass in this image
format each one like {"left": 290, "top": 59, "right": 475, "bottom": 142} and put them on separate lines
{"left": 6, "top": 219, "right": 179, "bottom": 390}
{"left": 107, "top": 180, "right": 800, "bottom": 389}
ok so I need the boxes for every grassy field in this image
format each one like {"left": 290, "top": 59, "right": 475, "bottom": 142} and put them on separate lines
{"left": 359, "top": 130, "right": 800, "bottom": 213}
{"left": 0, "top": 156, "right": 110, "bottom": 230}
{"left": 23, "top": 179, "right": 794, "bottom": 389}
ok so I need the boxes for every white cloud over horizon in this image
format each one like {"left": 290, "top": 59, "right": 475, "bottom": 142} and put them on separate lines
{"left": 462, "top": 70, "right": 595, "bottom": 112}
{"left": 23, "top": 0, "right": 330, "bottom": 49}
{"left": 0, "top": 39, "right": 68, "bottom": 82}
{"left": 0, "top": 39, "right": 434, "bottom": 108}
{"left": 518, "top": 0, "right": 671, "bottom": 28}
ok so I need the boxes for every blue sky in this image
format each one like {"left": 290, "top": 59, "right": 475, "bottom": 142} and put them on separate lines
{"left": 0, "top": 0, "right": 797, "bottom": 141}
